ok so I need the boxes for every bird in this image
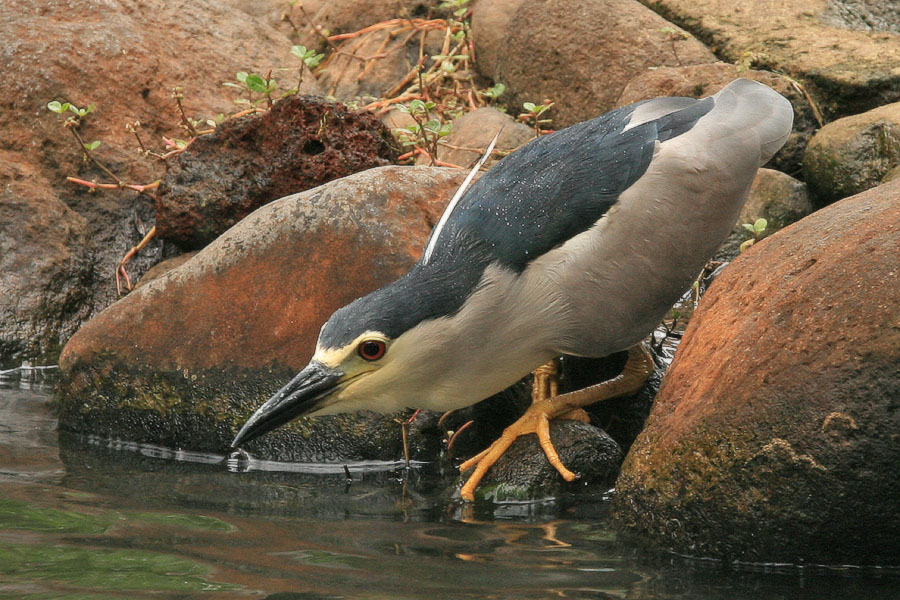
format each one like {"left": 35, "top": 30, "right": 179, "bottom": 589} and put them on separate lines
{"left": 230, "top": 78, "right": 793, "bottom": 501}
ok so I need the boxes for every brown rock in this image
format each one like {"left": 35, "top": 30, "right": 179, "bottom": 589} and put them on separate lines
{"left": 415, "top": 107, "right": 535, "bottom": 167}
{"left": 802, "top": 102, "right": 900, "bottom": 205}
{"left": 318, "top": 26, "right": 445, "bottom": 101}
{"left": 134, "top": 252, "right": 199, "bottom": 290}
{"left": 471, "top": 0, "right": 717, "bottom": 127}
{"left": 638, "top": 0, "right": 900, "bottom": 116}
{"left": 278, "top": 0, "right": 433, "bottom": 49}
{"left": 0, "top": 0, "right": 321, "bottom": 362}
{"left": 615, "top": 179, "right": 900, "bottom": 564}
{"left": 716, "top": 168, "right": 813, "bottom": 260}
{"left": 156, "top": 95, "right": 398, "bottom": 250}
{"left": 0, "top": 171, "right": 93, "bottom": 367}
{"left": 58, "top": 166, "right": 468, "bottom": 458}
{"left": 617, "top": 63, "right": 818, "bottom": 175}
{"left": 884, "top": 163, "right": 900, "bottom": 184}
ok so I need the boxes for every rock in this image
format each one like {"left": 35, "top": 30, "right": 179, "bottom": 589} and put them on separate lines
{"left": 638, "top": 0, "right": 900, "bottom": 116}
{"left": 802, "top": 102, "right": 900, "bottom": 205}
{"left": 471, "top": 0, "right": 717, "bottom": 128}
{"left": 0, "top": 173, "right": 93, "bottom": 368}
{"left": 156, "top": 95, "right": 398, "bottom": 250}
{"left": 445, "top": 351, "right": 663, "bottom": 501}
{"left": 415, "top": 107, "right": 535, "bottom": 167}
{"left": 133, "top": 252, "right": 199, "bottom": 290}
{"left": 616, "top": 63, "right": 818, "bottom": 176}
{"left": 278, "top": 0, "right": 434, "bottom": 50}
{"left": 614, "top": 179, "right": 900, "bottom": 564}
{"left": 716, "top": 168, "right": 813, "bottom": 261}
{"left": 318, "top": 25, "right": 445, "bottom": 101}
{"left": 884, "top": 164, "right": 900, "bottom": 184}
{"left": 463, "top": 421, "right": 623, "bottom": 502}
{"left": 0, "top": 0, "right": 321, "bottom": 363}
{"left": 58, "top": 167, "right": 469, "bottom": 459}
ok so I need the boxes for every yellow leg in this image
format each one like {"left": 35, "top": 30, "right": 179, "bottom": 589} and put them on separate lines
{"left": 458, "top": 345, "right": 654, "bottom": 501}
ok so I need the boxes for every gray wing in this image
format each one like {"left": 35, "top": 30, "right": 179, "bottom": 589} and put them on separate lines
{"left": 427, "top": 96, "right": 714, "bottom": 272}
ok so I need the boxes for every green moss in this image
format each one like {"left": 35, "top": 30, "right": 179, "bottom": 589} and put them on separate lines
{"left": 0, "top": 499, "right": 109, "bottom": 535}
{"left": 0, "top": 542, "right": 239, "bottom": 593}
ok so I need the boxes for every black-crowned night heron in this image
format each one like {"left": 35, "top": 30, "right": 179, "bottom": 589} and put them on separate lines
{"left": 231, "top": 79, "right": 793, "bottom": 501}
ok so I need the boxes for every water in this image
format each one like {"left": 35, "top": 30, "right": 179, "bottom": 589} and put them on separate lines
{"left": 2, "top": 379, "right": 899, "bottom": 600}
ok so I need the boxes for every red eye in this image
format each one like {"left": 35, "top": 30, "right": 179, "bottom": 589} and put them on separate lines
{"left": 358, "top": 340, "right": 386, "bottom": 361}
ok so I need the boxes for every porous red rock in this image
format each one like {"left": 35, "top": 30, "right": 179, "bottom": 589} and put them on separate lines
{"left": 156, "top": 95, "right": 398, "bottom": 250}
{"left": 615, "top": 179, "right": 900, "bottom": 564}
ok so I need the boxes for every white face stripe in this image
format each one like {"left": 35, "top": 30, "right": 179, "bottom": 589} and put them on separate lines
{"left": 314, "top": 330, "right": 390, "bottom": 368}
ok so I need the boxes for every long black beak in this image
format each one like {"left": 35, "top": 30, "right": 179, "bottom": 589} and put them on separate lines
{"left": 231, "top": 361, "right": 344, "bottom": 448}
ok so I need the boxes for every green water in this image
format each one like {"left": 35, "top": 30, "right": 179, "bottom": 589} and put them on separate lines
{"left": 1, "top": 380, "right": 898, "bottom": 600}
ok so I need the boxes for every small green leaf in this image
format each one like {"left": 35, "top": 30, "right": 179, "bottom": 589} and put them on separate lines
{"left": 83, "top": 140, "right": 101, "bottom": 151}
{"left": 739, "top": 239, "right": 755, "bottom": 253}
{"left": 753, "top": 217, "right": 768, "bottom": 233}
{"left": 245, "top": 73, "right": 268, "bottom": 93}
{"left": 742, "top": 223, "right": 757, "bottom": 233}
{"left": 47, "top": 100, "right": 63, "bottom": 113}
{"left": 484, "top": 83, "right": 506, "bottom": 99}
{"left": 523, "top": 102, "right": 537, "bottom": 112}
{"left": 291, "top": 44, "right": 308, "bottom": 58}
{"left": 236, "top": 71, "right": 249, "bottom": 83}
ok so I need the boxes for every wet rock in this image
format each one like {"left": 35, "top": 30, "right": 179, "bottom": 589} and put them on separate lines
{"left": 616, "top": 63, "right": 818, "bottom": 176}
{"left": 638, "top": 0, "right": 900, "bottom": 116}
{"left": 58, "top": 167, "right": 469, "bottom": 459}
{"left": 156, "top": 95, "right": 398, "bottom": 250}
{"left": 446, "top": 351, "right": 663, "bottom": 501}
{"left": 0, "top": 173, "right": 93, "bottom": 368}
{"left": 716, "top": 168, "right": 813, "bottom": 261}
{"left": 471, "top": 0, "right": 716, "bottom": 128}
{"left": 415, "top": 107, "right": 535, "bottom": 167}
{"left": 802, "top": 102, "right": 900, "bottom": 205}
{"left": 0, "top": 0, "right": 320, "bottom": 362}
{"left": 614, "top": 179, "right": 900, "bottom": 564}
{"left": 466, "top": 421, "right": 623, "bottom": 502}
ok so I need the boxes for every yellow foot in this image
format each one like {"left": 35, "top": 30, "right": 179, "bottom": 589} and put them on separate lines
{"left": 458, "top": 398, "right": 586, "bottom": 501}
{"left": 457, "top": 345, "right": 654, "bottom": 502}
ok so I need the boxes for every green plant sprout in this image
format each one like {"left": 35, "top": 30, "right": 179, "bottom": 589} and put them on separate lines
{"left": 396, "top": 99, "right": 453, "bottom": 165}
{"left": 740, "top": 217, "right": 768, "bottom": 252}
{"left": 224, "top": 71, "right": 278, "bottom": 108}
{"left": 440, "top": 0, "right": 471, "bottom": 42}
{"left": 519, "top": 100, "right": 554, "bottom": 135}
{"left": 291, "top": 44, "right": 325, "bottom": 92}
{"left": 482, "top": 82, "right": 506, "bottom": 101}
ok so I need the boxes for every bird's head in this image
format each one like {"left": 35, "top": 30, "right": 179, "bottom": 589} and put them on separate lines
{"left": 230, "top": 260, "right": 492, "bottom": 449}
